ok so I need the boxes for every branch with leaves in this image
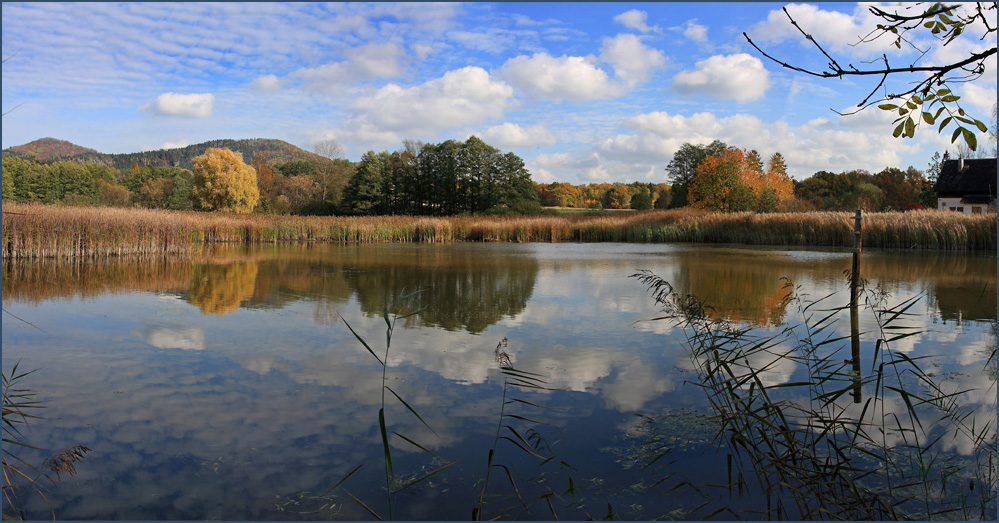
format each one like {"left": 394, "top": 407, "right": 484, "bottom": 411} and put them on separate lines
{"left": 745, "top": 2, "right": 996, "bottom": 151}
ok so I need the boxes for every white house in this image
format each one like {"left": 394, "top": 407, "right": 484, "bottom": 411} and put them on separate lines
{"left": 934, "top": 157, "right": 997, "bottom": 214}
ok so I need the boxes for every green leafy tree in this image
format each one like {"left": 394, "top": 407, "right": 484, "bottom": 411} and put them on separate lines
{"left": 652, "top": 183, "right": 671, "bottom": 209}
{"left": 630, "top": 185, "right": 653, "bottom": 210}
{"left": 603, "top": 184, "right": 632, "bottom": 209}
{"left": 493, "top": 151, "right": 539, "bottom": 214}
{"left": 342, "top": 151, "right": 388, "bottom": 215}
{"left": 313, "top": 139, "right": 354, "bottom": 208}
{"left": 274, "top": 159, "right": 316, "bottom": 177}
{"left": 166, "top": 171, "right": 194, "bottom": 211}
{"left": 191, "top": 148, "right": 259, "bottom": 213}
{"left": 139, "top": 177, "right": 176, "bottom": 208}
{"left": 97, "top": 179, "right": 133, "bottom": 207}
{"left": 2, "top": 159, "right": 16, "bottom": 200}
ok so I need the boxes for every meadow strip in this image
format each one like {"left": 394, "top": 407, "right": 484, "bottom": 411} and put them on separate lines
{"left": 2, "top": 202, "right": 995, "bottom": 258}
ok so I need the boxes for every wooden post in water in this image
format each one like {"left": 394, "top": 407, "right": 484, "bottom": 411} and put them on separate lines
{"left": 850, "top": 210, "right": 863, "bottom": 403}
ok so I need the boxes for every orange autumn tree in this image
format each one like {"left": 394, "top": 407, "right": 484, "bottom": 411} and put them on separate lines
{"left": 689, "top": 148, "right": 795, "bottom": 212}
{"left": 761, "top": 152, "right": 794, "bottom": 211}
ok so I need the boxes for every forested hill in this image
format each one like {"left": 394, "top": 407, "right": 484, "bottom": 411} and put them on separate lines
{"left": 3, "top": 138, "right": 323, "bottom": 172}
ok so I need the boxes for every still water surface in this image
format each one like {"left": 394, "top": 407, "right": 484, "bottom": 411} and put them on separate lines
{"left": 2, "top": 243, "right": 995, "bottom": 520}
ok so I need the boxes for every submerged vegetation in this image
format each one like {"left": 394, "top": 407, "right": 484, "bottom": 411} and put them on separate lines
{"left": 632, "top": 270, "right": 997, "bottom": 520}
{"left": 3, "top": 202, "right": 995, "bottom": 258}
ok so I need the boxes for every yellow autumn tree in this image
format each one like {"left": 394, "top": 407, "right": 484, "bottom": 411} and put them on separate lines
{"left": 191, "top": 148, "right": 259, "bottom": 213}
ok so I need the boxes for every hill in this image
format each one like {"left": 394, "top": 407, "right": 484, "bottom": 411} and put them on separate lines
{"left": 3, "top": 138, "right": 324, "bottom": 172}
{"left": 5, "top": 137, "right": 100, "bottom": 161}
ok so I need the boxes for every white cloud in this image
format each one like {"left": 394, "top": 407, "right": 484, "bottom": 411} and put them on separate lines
{"left": 747, "top": 3, "right": 887, "bottom": 54}
{"left": 500, "top": 53, "right": 622, "bottom": 101}
{"left": 672, "top": 54, "right": 770, "bottom": 102}
{"left": 250, "top": 74, "right": 285, "bottom": 92}
{"left": 159, "top": 139, "right": 192, "bottom": 150}
{"left": 599, "top": 33, "right": 667, "bottom": 85}
{"left": 140, "top": 92, "right": 214, "bottom": 118}
{"left": 290, "top": 42, "right": 406, "bottom": 93}
{"left": 533, "top": 109, "right": 918, "bottom": 184}
{"left": 342, "top": 66, "right": 514, "bottom": 146}
{"left": 479, "top": 123, "right": 557, "bottom": 149}
{"left": 613, "top": 9, "right": 659, "bottom": 33}
{"left": 447, "top": 29, "right": 516, "bottom": 54}
{"left": 682, "top": 19, "right": 708, "bottom": 43}
{"left": 411, "top": 43, "right": 435, "bottom": 60}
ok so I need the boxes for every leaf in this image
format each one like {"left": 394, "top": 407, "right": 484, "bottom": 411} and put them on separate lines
{"left": 341, "top": 489, "right": 383, "bottom": 521}
{"left": 340, "top": 316, "right": 382, "bottom": 365}
{"left": 904, "top": 116, "right": 915, "bottom": 137}
{"left": 951, "top": 126, "right": 963, "bottom": 143}
{"left": 962, "top": 128, "right": 977, "bottom": 151}
{"left": 974, "top": 119, "right": 988, "bottom": 133}
{"left": 378, "top": 408, "right": 395, "bottom": 489}
{"left": 386, "top": 386, "right": 438, "bottom": 437}
{"left": 893, "top": 122, "right": 905, "bottom": 138}
{"left": 392, "top": 431, "right": 447, "bottom": 461}
{"left": 938, "top": 116, "right": 953, "bottom": 132}
{"left": 922, "top": 111, "right": 934, "bottom": 125}
{"left": 877, "top": 104, "right": 899, "bottom": 111}
{"left": 321, "top": 463, "right": 365, "bottom": 496}
{"left": 940, "top": 95, "right": 960, "bottom": 103}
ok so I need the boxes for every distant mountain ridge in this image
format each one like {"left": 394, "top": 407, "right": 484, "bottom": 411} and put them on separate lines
{"left": 3, "top": 138, "right": 324, "bottom": 172}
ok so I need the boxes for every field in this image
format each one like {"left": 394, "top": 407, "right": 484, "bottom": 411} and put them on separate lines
{"left": 2, "top": 201, "right": 995, "bottom": 258}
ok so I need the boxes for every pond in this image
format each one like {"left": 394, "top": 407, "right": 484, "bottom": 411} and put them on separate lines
{"left": 2, "top": 243, "right": 995, "bottom": 520}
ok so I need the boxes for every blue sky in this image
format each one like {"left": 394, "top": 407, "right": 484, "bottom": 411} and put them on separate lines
{"left": 2, "top": 2, "right": 995, "bottom": 183}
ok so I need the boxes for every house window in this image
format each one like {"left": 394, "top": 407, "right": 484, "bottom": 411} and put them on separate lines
{"left": 972, "top": 206, "right": 982, "bottom": 214}
{"left": 957, "top": 207, "right": 964, "bottom": 213}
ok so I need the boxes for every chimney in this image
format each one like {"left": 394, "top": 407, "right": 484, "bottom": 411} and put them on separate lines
{"left": 959, "top": 156, "right": 965, "bottom": 171}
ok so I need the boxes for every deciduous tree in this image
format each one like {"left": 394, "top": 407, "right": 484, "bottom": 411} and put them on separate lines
{"left": 313, "top": 139, "right": 353, "bottom": 207}
{"left": 191, "top": 148, "right": 259, "bottom": 213}
{"left": 665, "top": 140, "right": 729, "bottom": 207}
{"left": 139, "top": 177, "right": 176, "bottom": 208}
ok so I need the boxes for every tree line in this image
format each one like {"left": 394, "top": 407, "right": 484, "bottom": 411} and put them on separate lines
{"left": 1, "top": 135, "right": 979, "bottom": 216}
{"left": 1, "top": 136, "right": 541, "bottom": 216}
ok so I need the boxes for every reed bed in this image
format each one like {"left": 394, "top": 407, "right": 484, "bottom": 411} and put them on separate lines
{"left": 2, "top": 202, "right": 995, "bottom": 258}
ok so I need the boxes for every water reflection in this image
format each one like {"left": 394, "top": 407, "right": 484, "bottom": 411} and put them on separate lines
{"left": 1, "top": 243, "right": 994, "bottom": 520}
{"left": 3, "top": 244, "right": 994, "bottom": 330}
{"left": 669, "top": 247, "right": 996, "bottom": 326}
{"left": 187, "top": 262, "right": 259, "bottom": 315}
{"left": 133, "top": 324, "right": 206, "bottom": 351}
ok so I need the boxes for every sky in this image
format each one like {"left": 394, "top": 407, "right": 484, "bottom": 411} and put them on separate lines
{"left": 1, "top": 2, "right": 996, "bottom": 184}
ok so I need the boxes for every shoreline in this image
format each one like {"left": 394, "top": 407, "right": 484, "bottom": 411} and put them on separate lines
{"left": 3, "top": 202, "right": 996, "bottom": 259}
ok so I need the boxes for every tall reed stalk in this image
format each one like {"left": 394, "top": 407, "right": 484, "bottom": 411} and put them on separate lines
{"left": 4, "top": 203, "right": 995, "bottom": 258}
{"left": 332, "top": 294, "right": 455, "bottom": 520}
{"left": 632, "top": 271, "right": 997, "bottom": 520}
{"left": 2, "top": 363, "right": 90, "bottom": 521}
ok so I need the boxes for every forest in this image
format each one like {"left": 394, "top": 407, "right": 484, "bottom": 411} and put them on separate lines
{"left": 0, "top": 136, "right": 960, "bottom": 216}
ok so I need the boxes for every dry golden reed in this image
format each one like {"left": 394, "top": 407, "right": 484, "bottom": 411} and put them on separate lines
{"left": 2, "top": 203, "right": 994, "bottom": 258}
